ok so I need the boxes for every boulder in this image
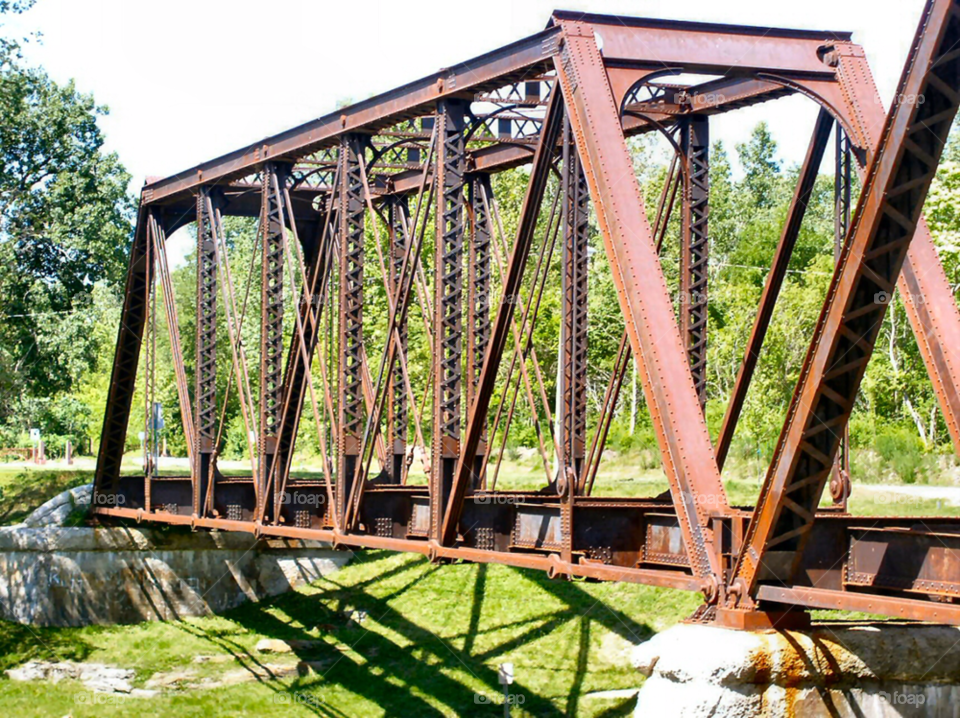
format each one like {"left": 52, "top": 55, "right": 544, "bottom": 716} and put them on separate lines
{"left": 632, "top": 623, "right": 960, "bottom": 717}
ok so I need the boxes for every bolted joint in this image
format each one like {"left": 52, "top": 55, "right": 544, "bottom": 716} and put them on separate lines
{"left": 700, "top": 572, "right": 720, "bottom": 605}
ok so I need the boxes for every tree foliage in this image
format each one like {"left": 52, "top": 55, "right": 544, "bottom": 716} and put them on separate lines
{"left": 0, "top": 15, "right": 133, "bottom": 448}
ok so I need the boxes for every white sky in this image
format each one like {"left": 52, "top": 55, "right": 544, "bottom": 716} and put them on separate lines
{"left": 5, "top": 0, "right": 929, "bottom": 192}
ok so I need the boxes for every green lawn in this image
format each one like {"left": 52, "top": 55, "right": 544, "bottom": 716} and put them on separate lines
{"left": 0, "top": 550, "right": 702, "bottom": 717}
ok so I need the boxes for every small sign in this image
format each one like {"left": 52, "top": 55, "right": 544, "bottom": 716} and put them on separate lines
{"left": 152, "top": 402, "right": 165, "bottom": 430}
{"left": 498, "top": 663, "right": 514, "bottom": 686}
{"left": 138, "top": 431, "right": 146, "bottom": 442}
{"left": 29, "top": 428, "right": 40, "bottom": 443}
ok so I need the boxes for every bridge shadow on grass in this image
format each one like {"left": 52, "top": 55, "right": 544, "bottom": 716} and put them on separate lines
{"left": 0, "top": 621, "right": 96, "bottom": 673}
{"left": 184, "top": 550, "right": 669, "bottom": 717}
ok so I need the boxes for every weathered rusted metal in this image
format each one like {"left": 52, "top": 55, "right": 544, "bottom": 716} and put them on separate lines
{"left": 93, "top": 4, "right": 960, "bottom": 628}
{"left": 730, "top": 0, "right": 960, "bottom": 606}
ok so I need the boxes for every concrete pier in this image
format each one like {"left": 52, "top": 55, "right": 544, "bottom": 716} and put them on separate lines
{"left": 0, "top": 525, "right": 349, "bottom": 626}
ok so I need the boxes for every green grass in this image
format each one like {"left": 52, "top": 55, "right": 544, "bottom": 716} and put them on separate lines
{"left": 0, "top": 467, "right": 94, "bottom": 525}
{"left": 0, "top": 550, "right": 701, "bottom": 717}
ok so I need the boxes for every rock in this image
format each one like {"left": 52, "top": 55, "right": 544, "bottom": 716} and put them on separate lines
{"left": 145, "top": 668, "right": 197, "bottom": 689}
{"left": 6, "top": 660, "right": 134, "bottom": 694}
{"left": 256, "top": 639, "right": 293, "bottom": 654}
{"left": 130, "top": 689, "right": 160, "bottom": 698}
{"left": 68, "top": 484, "right": 93, "bottom": 506}
{"left": 79, "top": 664, "right": 135, "bottom": 694}
{"left": 6, "top": 660, "right": 55, "bottom": 682}
{"left": 632, "top": 623, "right": 960, "bottom": 717}
{"left": 23, "top": 483, "right": 93, "bottom": 528}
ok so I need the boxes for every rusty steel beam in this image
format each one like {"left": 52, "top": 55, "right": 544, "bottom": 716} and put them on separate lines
{"left": 194, "top": 188, "right": 219, "bottom": 515}
{"left": 730, "top": 0, "right": 960, "bottom": 604}
{"left": 679, "top": 115, "right": 710, "bottom": 410}
{"left": 831, "top": 125, "right": 854, "bottom": 506}
{"left": 831, "top": 42, "right": 960, "bottom": 457}
{"left": 554, "top": 12, "right": 846, "bottom": 78}
{"left": 337, "top": 136, "right": 366, "bottom": 524}
{"left": 388, "top": 195, "right": 410, "bottom": 483}
{"left": 440, "top": 89, "right": 564, "bottom": 547}
{"left": 554, "top": 19, "right": 727, "bottom": 589}
{"left": 559, "top": 118, "right": 590, "bottom": 481}
{"left": 94, "top": 207, "right": 151, "bottom": 500}
{"left": 258, "top": 164, "right": 289, "bottom": 516}
{"left": 431, "top": 99, "right": 468, "bottom": 541}
{"left": 466, "top": 175, "right": 492, "bottom": 487}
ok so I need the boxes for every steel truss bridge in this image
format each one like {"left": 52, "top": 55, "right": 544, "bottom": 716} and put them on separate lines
{"left": 93, "top": 0, "right": 960, "bottom": 628}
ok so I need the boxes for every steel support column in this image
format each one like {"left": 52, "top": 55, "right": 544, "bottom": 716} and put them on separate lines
{"left": 388, "top": 195, "right": 410, "bottom": 483}
{"left": 259, "top": 163, "right": 288, "bottom": 516}
{"left": 831, "top": 125, "right": 853, "bottom": 506}
{"left": 440, "top": 90, "right": 565, "bottom": 547}
{"left": 466, "top": 175, "right": 492, "bottom": 488}
{"left": 554, "top": 19, "right": 726, "bottom": 586}
{"left": 680, "top": 115, "right": 709, "bottom": 410}
{"left": 431, "top": 99, "right": 468, "bottom": 540}
{"left": 833, "top": 39, "right": 960, "bottom": 457}
{"left": 195, "top": 188, "right": 219, "bottom": 515}
{"left": 338, "top": 136, "right": 366, "bottom": 522}
{"left": 94, "top": 209, "right": 151, "bottom": 500}
{"left": 559, "top": 117, "right": 589, "bottom": 480}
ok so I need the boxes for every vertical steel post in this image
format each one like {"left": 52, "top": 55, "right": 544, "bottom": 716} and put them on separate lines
{"left": 431, "top": 98, "right": 467, "bottom": 540}
{"left": 441, "top": 90, "right": 564, "bottom": 547}
{"left": 94, "top": 208, "right": 153, "bottom": 501}
{"left": 259, "top": 163, "right": 287, "bottom": 517}
{"left": 831, "top": 124, "right": 853, "bottom": 506}
{"left": 195, "top": 188, "right": 219, "bottom": 516}
{"left": 337, "top": 136, "right": 366, "bottom": 521}
{"left": 388, "top": 194, "right": 410, "bottom": 483}
{"left": 680, "top": 115, "right": 709, "bottom": 411}
{"left": 467, "top": 175, "right": 492, "bottom": 488}
{"left": 553, "top": 20, "right": 725, "bottom": 586}
{"left": 559, "top": 117, "right": 590, "bottom": 481}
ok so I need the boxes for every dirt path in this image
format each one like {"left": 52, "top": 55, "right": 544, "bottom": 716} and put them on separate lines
{"left": 858, "top": 483, "right": 960, "bottom": 506}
